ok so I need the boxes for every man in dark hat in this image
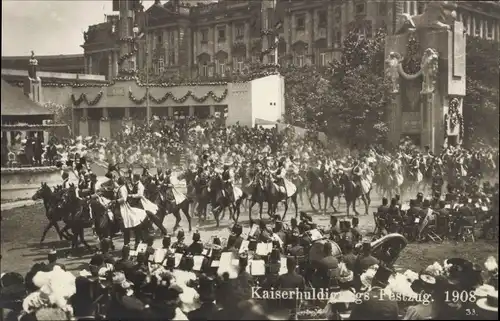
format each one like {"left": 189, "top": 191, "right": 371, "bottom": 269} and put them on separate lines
{"left": 277, "top": 257, "right": 306, "bottom": 319}
{"left": 377, "top": 197, "right": 390, "bottom": 220}
{"left": 353, "top": 241, "right": 379, "bottom": 277}
{"left": 342, "top": 243, "right": 357, "bottom": 271}
{"left": 258, "top": 220, "right": 273, "bottom": 242}
{"left": 231, "top": 223, "right": 243, "bottom": 249}
{"left": 171, "top": 230, "right": 187, "bottom": 254}
{"left": 115, "top": 245, "right": 135, "bottom": 279}
{"left": 314, "top": 242, "right": 339, "bottom": 289}
{"left": 186, "top": 231, "right": 204, "bottom": 255}
{"left": 187, "top": 274, "right": 219, "bottom": 320}
{"left": 326, "top": 215, "right": 341, "bottom": 242}
{"left": 351, "top": 217, "right": 362, "bottom": 244}
{"left": 349, "top": 264, "right": 399, "bottom": 320}
{"left": 286, "top": 231, "right": 305, "bottom": 258}
{"left": 415, "top": 192, "right": 424, "bottom": 208}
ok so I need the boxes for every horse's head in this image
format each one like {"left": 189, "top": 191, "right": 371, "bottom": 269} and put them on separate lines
{"left": 32, "top": 182, "right": 51, "bottom": 201}
{"left": 62, "top": 184, "right": 78, "bottom": 206}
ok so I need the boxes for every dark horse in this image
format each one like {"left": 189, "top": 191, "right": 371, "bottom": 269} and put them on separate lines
{"left": 193, "top": 177, "right": 212, "bottom": 222}
{"left": 339, "top": 173, "right": 371, "bottom": 216}
{"left": 148, "top": 183, "right": 192, "bottom": 232}
{"left": 60, "top": 184, "right": 94, "bottom": 252}
{"left": 307, "top": 168, "right": 341, "bottom": 213}
{"left": 32, "top": 183, "right": 71, "bottom": 244}
{"left": 263, "top": 172, "right": 298, "bottom": 221}
{"left": 247, "top": 176, "right": 270, "bottom": 223}
{"left": 209, "top": 173, "right": 246, "bottom": 227}
{"left": 88, "top": 194, "right": 114, "bottom": 242}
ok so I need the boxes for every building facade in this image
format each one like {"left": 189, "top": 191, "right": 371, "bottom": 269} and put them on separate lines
{"left": 82, "top": 0, "right": 500, "bottom": 81}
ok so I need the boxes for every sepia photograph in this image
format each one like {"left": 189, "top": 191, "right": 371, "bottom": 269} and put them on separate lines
{"left": 0, "top": 0, "right": 498, "bottom": 320}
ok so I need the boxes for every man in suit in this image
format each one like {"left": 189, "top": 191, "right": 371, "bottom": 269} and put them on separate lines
{"left": 186, "top": 231, "right": 204, "bottom": 255}
{"left": 187, "top": 274, "right": 219, "bottom": 320}
{"left": 353, "top": 242, "right": 379, "bottom": 277}
{"left": 315, "top": 242, "right": 339, "bottom": 289}
{"left": 277, "top": 257, "right": 306, "bottom": 320}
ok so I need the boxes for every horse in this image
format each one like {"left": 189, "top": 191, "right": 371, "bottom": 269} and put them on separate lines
{"left": 150, "top": 183, "right": 192, "bottom": 232}
{"left": 192, "top": 176, "right": 212, "bottom": 222}
{"left": 339, "top": 173, "right": 370, "bottom": 216}
{"left": 306, "top": 168, "right": 327, "bottom": 212}
{"left": 32, "top": 183, "right": 72, "bottom": 244}
{"left": 59, "top": 184, "right": 94, "bottom": 252}
{"left": 88, "top": 194, "right": 115, "bottom": 243}
{"left": 178, "top": 170, "right": 198, "bottom": 213}
{"left": 289, "top": 170, "right": 307, "bottom": 206}
{"left": 247, "top": 176, "right": 269, "bottom": 222}
{"left": 209, "top": 173, "right": 245, "bottom": 227}
{"left": 262, "top": 172, "right": 298, "bottom": 221}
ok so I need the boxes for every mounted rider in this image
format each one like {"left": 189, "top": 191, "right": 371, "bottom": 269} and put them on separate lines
{"left": 221, "top": 162, "right": 235, "bottom": 203}
{"left": 162, "top": 169, "right": 186, "bottom": 206}
{"left": 61, "top": 171, "right": 70, "bottom": 189}
{"left": 273, "top": 159, "right": 288, "bottom": 196}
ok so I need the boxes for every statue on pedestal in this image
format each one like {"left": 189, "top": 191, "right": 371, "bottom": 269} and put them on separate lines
{"left": 420, "top": 48, "right": 439, "bottom": 94}
{"left": 398, "top": 1, "right": 457, "bottom": 34}
{"left": 385, "top": 52, "right": 402, "bottom": 93}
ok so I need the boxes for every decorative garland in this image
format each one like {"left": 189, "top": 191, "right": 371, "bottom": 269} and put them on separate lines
{"left": 128, "top": 89, "right": 228, "bottom": 105}
{"left": 71, "top": 91, "right": 104, "bottom": 107}
{"left": 448, "top": 98, "right": 460, "bottom": 132}
{"left": 0, "top": 124, "right": 66, "bottom": 129}
{"left": 401, "top": 33, "right": 421, "bottom": 75}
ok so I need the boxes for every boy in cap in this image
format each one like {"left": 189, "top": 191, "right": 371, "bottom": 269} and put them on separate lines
{"left": 171, "top": 230, "right": 187, "bottom": 254}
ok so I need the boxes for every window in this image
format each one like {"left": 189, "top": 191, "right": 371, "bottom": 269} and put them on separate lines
{"left": 355, "top": 3, "right": 366, "bottom": 15}
{"left": 168, "top": 51, "right": 175, "bottom": 65}
{"left": 218, "top": 27, "right": 226, "bottom": 42}
{"left": 169, "top": 32, "right": 175, "bottom": 46}
{"left": 318, "top": 12, "right": 327, "bottom": 28}
{"left": 158, "top": 57, "right": 165, "bottom": 74}
{"left": 216, "top": 60, "right": 226, "bottom": 76}
{"left": 475, "top": 17, "right": 481, "bottom": 36}
{"left": 334, "top": 7, "right": 341, "bottom": 21}
{"left": 234, "top": 56, "right": 244, "bottom": 72}
{"left": 200, "top": 62, "right": 208, "bottom": 77}
{"left": 296, "top": 14, "right": 305, "bottom": 30}
{"left": 235, "top": 23, "right": 244, "bottom": 39}
{"left": 157, "top": 32, "right": 163, "bottom": 46}
{"left": 378, "top": 1, "right": 387, "bottom": 15}
{"left": 410, "top": 1, "right": 417, "bottom": 15}
{"left": 403, "top": 1, "right": 409, "bottom": 14}
{"left": 417, "top": 2, "right": 426, "bottom": 14}
{"left": 200, "top": 29, "right": 208, "bottom": 43}
{"left": 335, "top": 31, "right": 341, "bottom": 47}
{"left": 319, "top": 52, "right": 326, "bottom": 66}
{"left": 295, "top": 55, "right": 304, "bottom": 67}
{"left": 486, "top": 20, "right": 493, "bottom": 39}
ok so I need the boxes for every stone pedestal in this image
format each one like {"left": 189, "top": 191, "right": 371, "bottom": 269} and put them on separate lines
{"left": 384, "top": 21, "right": 466, "bottom": 153}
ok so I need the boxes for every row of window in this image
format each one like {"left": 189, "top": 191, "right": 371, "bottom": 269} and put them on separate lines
{"left": 199, "top": 24, "right": 244, "bottom": 43}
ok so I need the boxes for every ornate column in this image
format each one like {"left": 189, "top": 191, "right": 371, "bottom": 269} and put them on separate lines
{"left": 88, "top": 56, "right": 93, "bottom": 74}
{"left": 189, "top": 106, "right": 195, "bottom": 117}
{"left": 100, "top": 107, "right": 111, "bottom": 138}
{"left": 307, "top": 10, "right": 314, "bottom": 65}
{"left": 227, "top": 23, "right": 232, "bottom": 65}
{"left": 84, "top": 55, "right": 88, "bottom": 74}
{"left": 79, "top": 107, "right": 89, "bottom": 137}
{"left": 113, "top": 51, "right": 119, "bottom": 78}
{"left": 123, "top": 107, "right": 133, "bottom": 128}
{"left": 244, "top": 21, "right": 251, "bottom": 59}
{"left": 326, "top": 2, "right": 333, "bottom": 49}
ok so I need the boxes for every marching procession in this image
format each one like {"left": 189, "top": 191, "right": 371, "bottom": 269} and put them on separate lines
{"left": 1, "top": 119, "right": 498, "bottom": 320}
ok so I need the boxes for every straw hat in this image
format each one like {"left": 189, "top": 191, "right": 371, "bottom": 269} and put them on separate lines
{"left": 477, "top": 292, "right": 498, "bottom": 313}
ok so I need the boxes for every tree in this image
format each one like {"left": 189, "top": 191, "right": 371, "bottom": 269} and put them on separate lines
{"left": 324, "top": 30, "right": 391, "bottom": 148}
{"left": 463, "top": 37, "right": 499, "bottom": 147}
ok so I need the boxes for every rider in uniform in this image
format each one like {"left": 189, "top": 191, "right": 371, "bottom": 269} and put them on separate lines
{"left": 274, "top": 160, "right": 288, "bottom": 197}
{"left": 221, "top": 163, "right": 235, "bottom": 203}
